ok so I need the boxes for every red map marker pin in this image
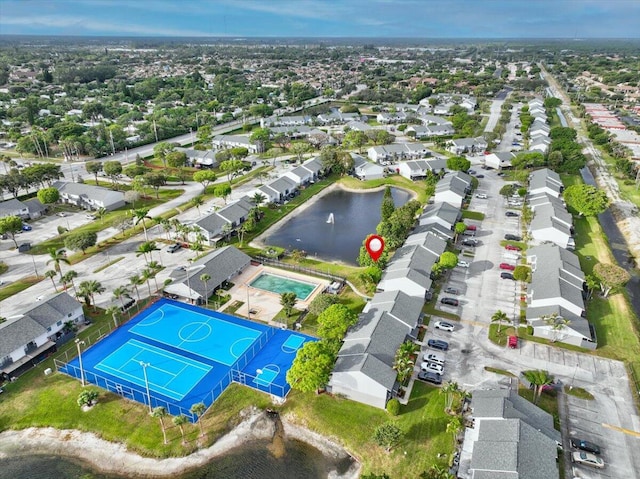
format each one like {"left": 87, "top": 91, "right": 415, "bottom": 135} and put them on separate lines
{"left": 365, "top": 235, "right": 385, "bottom": 262}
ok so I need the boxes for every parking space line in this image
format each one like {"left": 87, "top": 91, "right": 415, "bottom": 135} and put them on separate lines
{"left": 602, "top": 423, "right": 640, "bottom": 438}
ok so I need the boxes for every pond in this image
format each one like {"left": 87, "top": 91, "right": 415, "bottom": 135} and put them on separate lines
{"left": 262, "top": 186, "right": 412, "bottom": 265}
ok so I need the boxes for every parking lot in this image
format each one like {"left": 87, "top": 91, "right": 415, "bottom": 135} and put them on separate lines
{"left": 422, "top": 165, "right": 640, "bottom": 478}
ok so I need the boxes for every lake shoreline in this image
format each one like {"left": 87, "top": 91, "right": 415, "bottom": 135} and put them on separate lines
{"left": 0, "top": 408, "right": 361, "bottom": 479}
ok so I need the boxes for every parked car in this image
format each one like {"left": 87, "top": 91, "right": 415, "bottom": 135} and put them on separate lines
{"left": 56, "top": 212, "right": 67, "bottom": 217}
{"left": 475, "top": 174, "right": 484, "bottom": 178}
{"left": 421, "top": 362, "right": 444, "bottom": 374}
{"left": 504, "top": 252, "right": 521, "bottom": 261}
{"left": 499, "top": 263, "right": 516, "bottom": 271}
{"left": 423, "top": 352, "right": 445, "bottom": 364}
{"left": 571, "top": 451, "right": 605, "bottom": 469}
{"left": 167, "top": 243, "right": 182, "bottom": 253}
{"left": 504, "top": 234, "right": 522, "bottom": 241}
{"left": 508, "top": 336, "right": 518, "bottom": 349}
{"left": 461, "top": 238, "right": 478, "bottom": 247}
{"left": 468, "top": 169, "right": 476, "bottom": 175}
{"left": 457, "top": 260, "right": 470, "bottom": 268}
{"left": 505, "top": 244, "right": 522, "bottom": 251}
{"left": 497, "top": 172, "right": 506, "bottom": 176}
{"left": 434, "top": 321, "right": 455, "bottom": 332}
{"left": 85, "top": 213, "right": 96, "bottom": 220}
{"left": 417, "top": 371, "right": 442, "bottom": 385}
{"left": 466, "top": 224, "right": 477, "bottom": 231}
{"left": 444, "top": 287, "right": 460, "bottom": 295}
{"left": 21, "top": 223, "right": 32, "bottom": 231}
{"left": 427, "top": 339, "right": 449, "bottom": 351}
{"left": 505, "top": 211, "right": 519, "bottom": 217}
{"left": 500, "top": 272, "right": 515, "bottom": 280}
{"left": 475, "top": 193, "right": 488, "bottom": 199}
{"left": 570, "top": 439, "right": 601, "bottom": 455}
{"left": 440, "top": 297, "right": 459, "bottom": 307}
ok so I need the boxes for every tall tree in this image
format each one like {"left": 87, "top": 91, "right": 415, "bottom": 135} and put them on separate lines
{"left": 47, "top": 247, "right": 70, "bottom": 280}
{"left": 172, "top": 414, "right": 189, "bottom": 444}
{"left": 104, "top": 305, "right": 120, "bottom": 330}
{"left": 103, "top": 160, "right": 123, "bottom": 189}
{"left": 151, "top": 407, "right": 169, "bottom": 445}
{"left": 522, "top": 370, "right": 554, "bottom": 404}
{"left": 113, "top": 285, "right": 131, "bottom": 311}
{"left": 317, "top": 304, "right": 357, "bottom": 341}
{"left": 200, "top": 273, "right": 211, "bottom": 306}
{"left": 542, "top": 313, "right": 571, "bottom": 343}
{"left": 136, "top": 241, "right": 159, "bottom": 265}
{"left": 0, "top": 215, "right": 24, "bottom": 248}
{"left": 85, "top": 161, "right": 103, "bottom": 184}
{"left": 279, "top": 291, "right": 298, "bottom": 319}
{"left": 563, "top": 184, "right": 609, "bottom": 216}
{"left": 380, "top": 186, "right": 395, "bottom": 222}
{"left": 286, "top": 341, "right": 335, "bottom": 393}
{"left": 60, "top": 270, "right": 79, "bottom": 297}
{"left": 192, "top": 195, "right": 205, "bottom": 216}
{"left": 219, "top": 159, "right": 245, "bottom": 184}
{"left": 78, "top": 280, "right": 105, "bottom": 310}
{"left": 44, "top": 270, "right": 58, "bottom": 292}
{"left": 490, "top": 310, "right": 509, "bottom": 334}
{"left": 592, "top": 262, "right": 631, "bottom": 298}
{"left": 190, "top": 402, "right": 207, "bottom": 436}
{"left": 131, "top": 208, "right": 152, "bottom": 241}
{"left": 193, "top": 170, "right": 217, "bottom": 193}
{"left": 64, "top": 231, "right": 98, "bottom": 254}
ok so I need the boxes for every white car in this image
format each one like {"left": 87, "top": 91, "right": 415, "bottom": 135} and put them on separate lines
{"left": 457, "top": 260, "right": 470, "bottom": 268}
{"left": 475, "top": 193, "right": 488, "bottom": 199}
{"left": 434, "top": 321, "right": 455, "bottom": 332}
{"left": 571, "top": 451, "right": 605, "bottom": 469}
{"left": 423, "top": 352, "right": 445, "bottom": 365}
{"left": 421, "top": 362, "right": 444, "bottom": 374}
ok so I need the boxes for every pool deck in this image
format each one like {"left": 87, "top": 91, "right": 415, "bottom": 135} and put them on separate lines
{"left": 226, "top": 265, "right": 329, "bottom": 324}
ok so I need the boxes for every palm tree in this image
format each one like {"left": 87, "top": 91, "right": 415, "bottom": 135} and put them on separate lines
{"left": 148, "top": 260, "right": 162, "bottom": 291}
{"left": 441, "top": 381, "right": 461, "bottom": 413}
{"left": 393, "top": 340, "right": 419, "bottom": 384}
{"left": 151, "top": 406, "right": 169, "bottom": 445}
{"left": 78, "top": 280, "right": 105, "bottom": 311}
{"left": 136, "top": 241, "right": 159, "bottom": 265}
{"left": 252, "top": 191, "right": 266, "bottom": 206}
{"left": 172, "top": 414, "right": 189, "bottom": 444}
{"left": 113, "top": 285, "right": 131, "bottom": 311}
{"left": 191, "top": 195, "right": 205, "bottom": 216}
{"left": 131, "top": 208, "right": 152, "bottom": 241}
{"left": 542, "top": 312, "right": 571, "bottom": 343}
{"left": 491, "top": 310, "right": 510, "bottom": 334}
{"left": 190, "top": 402, "right": 207, "bottom": 436}
{"left": 141, "top": 268, "right": 154, "bottom": 296}
{"left": 61, "top": 270, "right": 78, "bottom": 297}
{"left": 104, "top": 305, "right": 120, "bottom": 329}
{"left": 47, "top": 247, "right": 70, "bottom": 280}
{"left": 522, "top": 369, "right": 554, "bottom": 404}
{"left": 158, "top": 218, "right": 172, "bottom": 241}
{"left": 129, "top": 274, "right": 144, "bottom": 303}
{"left": 95, "top": 207, "right": 107, "bottom": 223}
{"left": 44, "top": 270, "right": 58, "bottom": 292}
{"left": 446, "top": 415, "right": 463, "bottom": 449}
{"left": 200, "top": 273, "right": 211, "bottom": 306}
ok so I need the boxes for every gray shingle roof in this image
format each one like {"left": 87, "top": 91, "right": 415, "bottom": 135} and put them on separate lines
{"left": 0, "top": 198, "right": 27, "bottom": 215}
{"left": 52, "top": 181, "right": 125, "bottom": 204}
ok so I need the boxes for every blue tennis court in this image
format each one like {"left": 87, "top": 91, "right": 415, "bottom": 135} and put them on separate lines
{"left": 58, "top": 299, "right": 316, "bottom": 420}
{"left": 129, "top": 303, "right": 261, "bottom": 365}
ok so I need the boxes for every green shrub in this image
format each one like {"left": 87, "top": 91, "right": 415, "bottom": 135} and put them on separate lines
{"left": 386, "top": 398, "right": 401, "bottom": 416}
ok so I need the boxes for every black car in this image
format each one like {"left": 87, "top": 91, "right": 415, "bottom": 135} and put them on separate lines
{"left": 440, "top": 297, "right": 459, "bottom": 306}
{"left": 417, "top": 371, "right": 442, "bottom": 385}
{"left": 500, "top": 272, "right": 515, "bottom": 280}
{"left": 461, "top": 238, "right": 478, "bottom": 247}
{"left": 504, "top": 234, "right": 522, "bottom": 241}
{"left": 505, "top": 211, "right": 519, "bottom": 217}
{"left": 167, "top": 243, "right": 182, "bottom": 253}
{"left": 570, "top": 438, "right": 601, "bottom": 455}
{"left": 444, "top": 287, "right": 460, "bottom": 295}
{"left": 475, "top": 174, "right": 484, "bottom": 178}
{"left": 427, "top": 339, "right": 449, "bottom": 351}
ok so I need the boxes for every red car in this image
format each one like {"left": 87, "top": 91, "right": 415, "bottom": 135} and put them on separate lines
{"left": 508, "top": 336, "right": 518, "bottom": 349}
{"left": 505, "top": 244, "right": 521, "bottom": 251}
{"left": 499, "top": 263, "right": 516, "bottom": 271}
{"left": 466, "top": 224, "right": 477, "bottom": 231}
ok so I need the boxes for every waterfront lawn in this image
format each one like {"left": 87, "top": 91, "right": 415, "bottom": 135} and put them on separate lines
{"left": 285, "top": 381, "right": 451, "bottom": 477}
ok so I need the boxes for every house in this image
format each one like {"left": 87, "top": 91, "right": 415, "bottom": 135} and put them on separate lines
{"left": 0, "top": 198, "right": 29, "bottom": 220}
{"left": 396, "top": 157, "right": 445, "bottom": 180}
{"left": 192, "top": 196, "right": 254, "bottom": 245}
{"left": 163, "top": 246, "right": 252, "bottom": 303}
{"left": 529, "top": 200, "right": 575, "bottom": 250}
{"left": 525, "top": 244, "right": 596, "bottom": 349}
{"left": 328, "top": 290, "right": 425, "bottom": 409}
{"left": 367, "top": 143, "right": 431, "bottom": 163}
{"left": 434, "top": 171, "right": 472, "bottom": 207}
{"left": 176, "top": 147, "right": 218, "bottom": 169}
{"left": 261, "top": 115, "right": 312, "bottom": 128}
{"left": 23, "top": 198, "right": 47, "bottom": 219}
{"left": 483, "top": 152, "right": 514, "bottom": 170}
{"left": 317, "top": 109, "right": 363, "bottom": 125}
{"left": 406, "top": 222, "right": 454, "bottom": 242}
{"left": 0, "top": 292, "right": 84, "bottom": 377}
{"left": 52, "top": 181, "right": 125, "bottom": 211}
{"left": 418, "top": 202, "right": 461, "bottom": 230}
{"left": 446, "top": 137, "right": 488, "bottom": 155}
{"left": 345, "top": 121, "right": 372, "bottom": 132}
{"left": 418, "top": 114, "right": 452, "bottom": 126}
{"left": 378, "top": 243, "right": 438, "bottom": 298}
{"left": 376, "top": 112, "right": 408, "bottom": 124}
{"left": 212, "top": 134, "right": 259, "bottom": 154}
{"left": 351, "top": 153, "right": 385, "bottom": 181}
{"left": 458, "top": 389, "right": 560, "bottom": 479}
{"left": 529, "top": 168, "right": 563, "bottom": 198}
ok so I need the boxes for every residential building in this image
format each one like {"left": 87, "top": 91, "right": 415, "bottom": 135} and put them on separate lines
{"left": 367, "top": 142, "right": 432, "bottom": 163}
{"left": 0, "top": 292, "right": 84, "bottom": 378}
{"left": 52, "top": 181, "right": 126, "bottom": 211}
{"left": 212, "top": 134, "right": 259, "bottom": 154}
{"left": 483, "top": 152, "right": 514, "bottom": 170}
{"left": 351, "top": 153, "right": 385, "bottom": 181}
{"left": 529, "top": 168, "right": 563, "bottom": 198}
{"left": 447, "top": 137, "right": 488, "bottom": 155}
{"left": 434, "top": 171, "right": 472, "bottom": 207}
{"left": 0, "top": 198, "right": 29, "bottom": 219}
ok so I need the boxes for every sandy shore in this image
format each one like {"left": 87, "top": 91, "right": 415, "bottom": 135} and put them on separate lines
{"left": 0, "top": 408, "right": 361, "bottom": 478}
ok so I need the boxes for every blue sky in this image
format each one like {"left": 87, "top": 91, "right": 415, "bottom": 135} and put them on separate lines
{"left": 1, "top": 0, "right": 639, "bottom": 38}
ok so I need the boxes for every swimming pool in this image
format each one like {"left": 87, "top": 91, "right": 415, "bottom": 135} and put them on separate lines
{"left": 249, "top": 273, "right": 318, "bottom": 300}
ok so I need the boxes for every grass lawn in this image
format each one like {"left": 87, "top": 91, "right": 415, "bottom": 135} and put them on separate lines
{"left": 488, "top": 323, "right": 517, "bottom": 347}
{"left": 461, "top": 210, "right": 485, "bottom": 221}
{"left": 0, "top": 275, "right": 42, "bottom": 302}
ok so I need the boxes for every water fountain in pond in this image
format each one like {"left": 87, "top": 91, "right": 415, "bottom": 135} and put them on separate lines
{"left": 326, "top": 212, "right": 334, "bottom": 224}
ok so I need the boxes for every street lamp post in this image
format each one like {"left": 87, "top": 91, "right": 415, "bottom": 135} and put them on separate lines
{"left": 140, "top": 361, "right": 152, "bottom": 413}
{"left": 75, "top": 339, "right": 86, "bottom": 387}
{"left": 246, "top": 283, "right": 251, "bottom": 320}
{"left": 184, "top": 264, "right": 205, "bottom": 304}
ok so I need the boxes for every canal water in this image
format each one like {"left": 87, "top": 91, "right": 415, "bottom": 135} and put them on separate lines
{"left": 580, "top": 167, "right": 640, "bottom": 316}
{"left": 263, "top": 186, "right": 412, "bottom": 264}
{"left": 0, "top": 438, "right": 354, "bottom": 479}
